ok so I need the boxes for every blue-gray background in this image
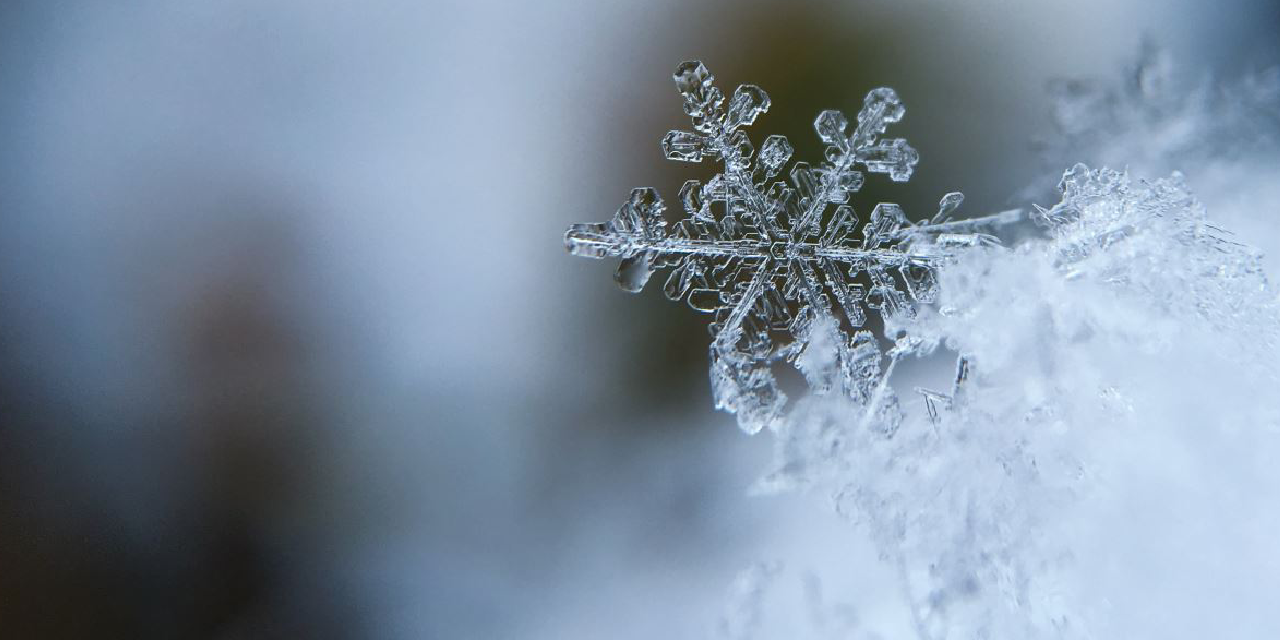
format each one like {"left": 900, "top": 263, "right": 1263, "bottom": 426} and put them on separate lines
{"left": 1, "top": 1, "right": 1276, "bottom": 638}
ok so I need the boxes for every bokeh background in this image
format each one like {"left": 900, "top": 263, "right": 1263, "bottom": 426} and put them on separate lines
{"left": 1, "top": 1, "right": 1277, "bottom": 638}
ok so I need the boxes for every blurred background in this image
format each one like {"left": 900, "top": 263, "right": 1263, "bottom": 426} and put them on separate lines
{"left": 1, "top": 0, "right": 1277, "bottom": 638}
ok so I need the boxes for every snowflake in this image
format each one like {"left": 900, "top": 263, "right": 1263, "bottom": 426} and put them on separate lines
{"left": 565, "top": 61, "right": 1016, "bottom": 434}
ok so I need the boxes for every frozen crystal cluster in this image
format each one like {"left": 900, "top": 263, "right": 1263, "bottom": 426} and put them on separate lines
{"left": 1035, "top": 164, "right": 1273, "bottom": 339}
{"left": 565, "top": 61, "right": 1014, "bottom": 434}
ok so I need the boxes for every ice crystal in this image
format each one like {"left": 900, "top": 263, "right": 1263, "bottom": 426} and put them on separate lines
{"left": 1035, "top": 163, "right": 1272, "bottom": 334}
{"left": 565, "top": 61, "right": 1015, "bottom": 434}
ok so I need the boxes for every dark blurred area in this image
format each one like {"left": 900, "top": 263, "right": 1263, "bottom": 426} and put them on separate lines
{"left": 1, "top": 1, "right": 1276, "bottom": 638}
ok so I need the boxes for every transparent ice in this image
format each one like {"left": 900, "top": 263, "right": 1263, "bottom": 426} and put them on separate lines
{"left": 565, "top": 61, "right": 1017, "bottom": 434}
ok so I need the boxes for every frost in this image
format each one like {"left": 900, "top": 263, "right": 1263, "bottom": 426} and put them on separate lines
{"left": 767, "top": 165, "right": 1280, "bottom": 638}
{"left": 565, "top": 61, "right": 1016, "bottom": 434}
{"left": 1034, "top": 164, "right": 1272, "bottom": 336}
